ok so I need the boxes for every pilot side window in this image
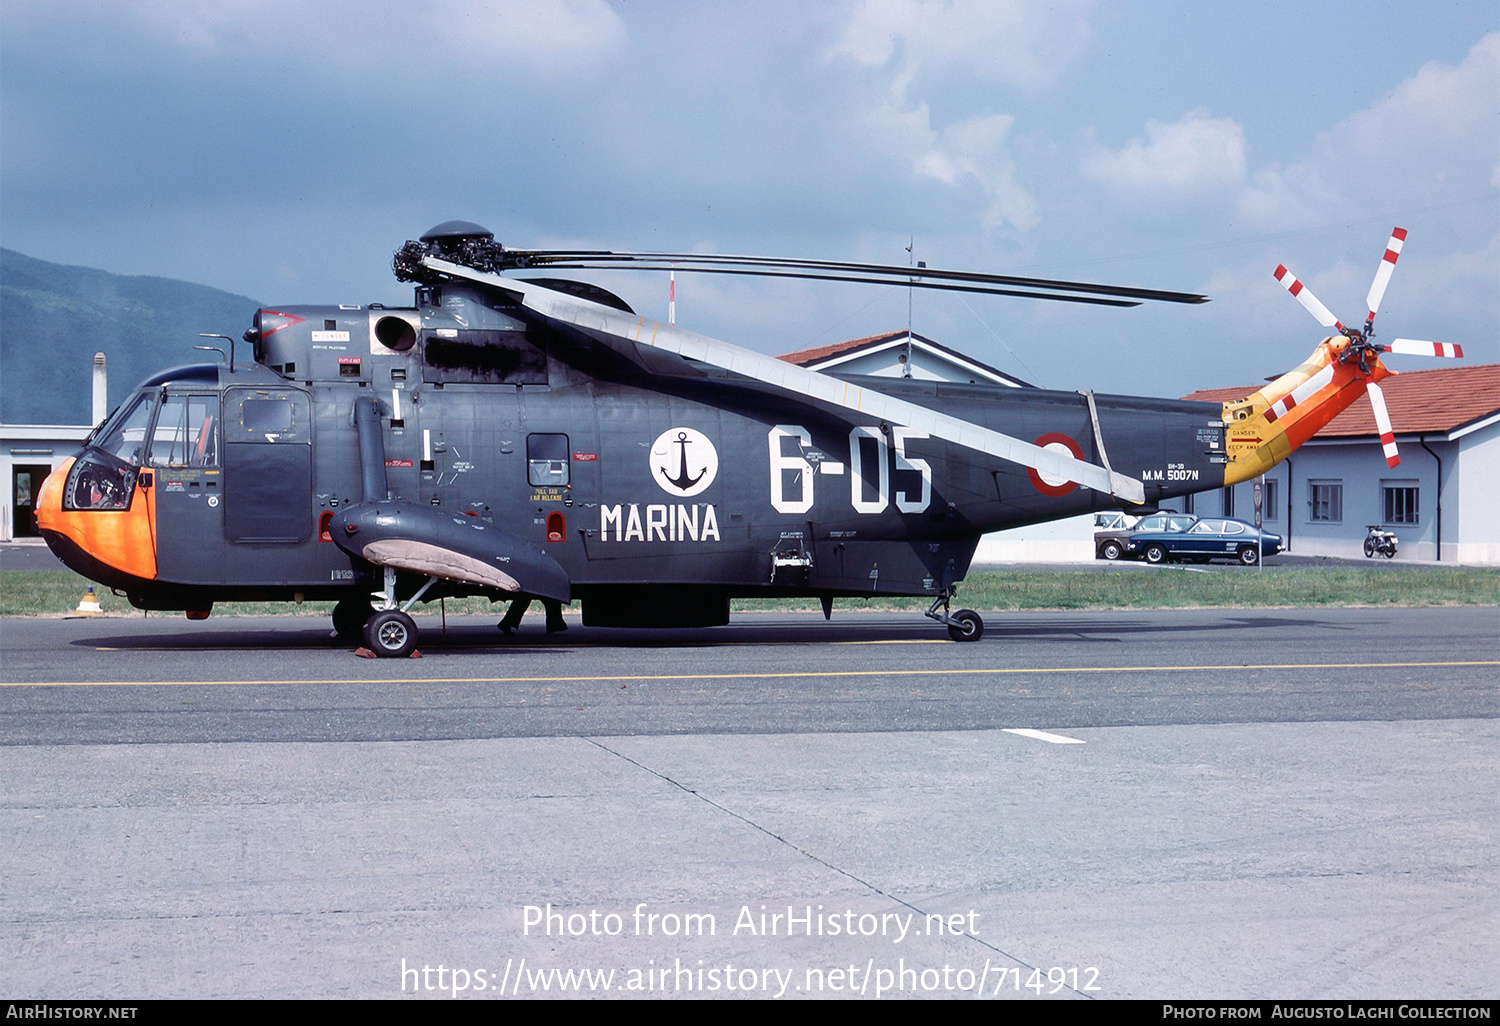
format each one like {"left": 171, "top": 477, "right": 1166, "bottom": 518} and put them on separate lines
{"left": 96, "top": 392, "right": 157, "bottom": 466}
{"left": 149, "top": 395, "right": 219, "bottom": 467}
{"left": 527, "top": 433, "right": 570, "bottom": 486}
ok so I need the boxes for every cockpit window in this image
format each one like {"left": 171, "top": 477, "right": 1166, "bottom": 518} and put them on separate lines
{"left": 149, "top": 395, "right": 219, "bottom": 468}
{"left": 96, "top": 392, "right": 157, "bottom": 466}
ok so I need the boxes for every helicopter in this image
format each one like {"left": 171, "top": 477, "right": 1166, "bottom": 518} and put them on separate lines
{"left": 34, "top": 222, "right": 1462, "bottom": 656}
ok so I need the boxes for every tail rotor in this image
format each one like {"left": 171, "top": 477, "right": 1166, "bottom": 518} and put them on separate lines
{"left": 1272, "top": 228, "right": 1464, "bottom": 467}
{"left": 1363, "top": 226, "right": 1406, "bottom": 333}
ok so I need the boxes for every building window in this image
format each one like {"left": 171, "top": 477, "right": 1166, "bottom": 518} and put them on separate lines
{"left": 1222, "top": 485, "right": 1234, "bottom": 518}
{"left": 1310, "top": 480, "right": 1342, "bottom": 522}
{"left": 1383, "top": 482, "right": 1419, "bottom": 525}
{"left": 1182, "top": 492, "right": 1194, "bottom": 515}
{"left": 1263, "top": 479, "right": 1279, "bottom": 521}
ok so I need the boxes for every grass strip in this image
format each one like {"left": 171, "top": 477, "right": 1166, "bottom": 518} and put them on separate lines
{"left": 3, "top": 565, "right": 1497, "bottom": 619}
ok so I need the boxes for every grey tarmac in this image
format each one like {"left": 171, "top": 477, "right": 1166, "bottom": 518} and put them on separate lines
{"left": 1, "top": 606, "right": 1496, "bottom": 1000}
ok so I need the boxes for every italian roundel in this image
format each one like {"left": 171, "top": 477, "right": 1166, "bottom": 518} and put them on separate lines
{"left": 1026, "top": 432, "right": 1083, "bottom": 497}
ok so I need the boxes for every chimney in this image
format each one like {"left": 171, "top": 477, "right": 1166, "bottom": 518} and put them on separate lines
{"left": 91, "top": 353, "right": 108, "bottom": 426}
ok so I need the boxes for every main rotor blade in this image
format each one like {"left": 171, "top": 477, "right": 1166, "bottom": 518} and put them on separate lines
{"left": 425, "top": 255, "right": 1147, "bottom": 504}
{"left": 1365, "top": 227, "right": 1406, "bottom": 323}
{"left": 1274, "top": 264, "right": 1345, "bottom": 331}
{"left": 1366, "top": 381, "right": 1400, "bottom": 468}
{"left": 507, "top": 249, "right": 1209, "bottom": 306}
{"left": 523, "top": 266, "right": 1143, "bottom": 307}
{"left": 1387, "top": 339, "right": 1464, "bottom": 358}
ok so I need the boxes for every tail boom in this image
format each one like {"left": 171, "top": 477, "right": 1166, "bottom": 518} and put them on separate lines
{"left": 1219, "top": 337, "right": 1389, "bottom": 486}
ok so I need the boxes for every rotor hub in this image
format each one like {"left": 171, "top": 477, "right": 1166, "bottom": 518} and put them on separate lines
{"left": 394, "top": 220, "right": 508, "bottom": 283}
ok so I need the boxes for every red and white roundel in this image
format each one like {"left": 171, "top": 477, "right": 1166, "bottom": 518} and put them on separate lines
{"left": 1026, "top": 432, "right": 1083, "bottom": 497}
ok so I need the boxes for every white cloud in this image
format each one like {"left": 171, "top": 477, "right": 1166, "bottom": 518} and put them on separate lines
{"left": 1082, "top": 110, "right": 1249, "bottom": 199}
{"left": 820, "top": 0, "right": 1086, "bottom": 234}
{"left": 827, "top": 0, "right": 1095, "bottom": 90}
{"left": 10, "top": 0, "right": 629, "bottom": 79}
{"left": 916, "top": 113, "right": 1040, "bottom": 230}
{"left": 1236, "top": 32, "right": 1500, "bottom": 229}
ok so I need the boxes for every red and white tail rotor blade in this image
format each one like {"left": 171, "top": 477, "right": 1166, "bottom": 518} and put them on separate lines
{"left": 1364, "top": 227, "right": 1406, "bottom": 323}
{"left": 1274, "top": 264, "right": 1345, "bottom": 331}
{"left": 1366, "top": 381, "right": 1400, "bottom": 468}
{"left": 1387, "top": 339, "right": 1464, "bottom": 359}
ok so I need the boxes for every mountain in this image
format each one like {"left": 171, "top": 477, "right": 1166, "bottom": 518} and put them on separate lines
{"left": 0, "top": 249, "right": 261, "bottom": 426}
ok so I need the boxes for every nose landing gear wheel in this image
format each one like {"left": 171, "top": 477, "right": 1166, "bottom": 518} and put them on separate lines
{"left": 947, "top": 609, "right": 984, "bottom": 642}
{"left": 364, "top": 609, "right": 418, "bottom": 658}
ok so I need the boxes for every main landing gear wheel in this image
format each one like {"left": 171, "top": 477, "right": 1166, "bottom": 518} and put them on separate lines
{"left": 1144, "top": 544, "right": 1167, "bottom": 564}
{"left": 331, "top": 596, "right": 375, "bottom": 638}
{"left": 947, "top": 609, "right": 984, "bottom": 642}
{"left": 364, "top": 609, "right": 418, "bottom": 658}
{"left": 926, "top": 591, "right": 984, "bottom": 642}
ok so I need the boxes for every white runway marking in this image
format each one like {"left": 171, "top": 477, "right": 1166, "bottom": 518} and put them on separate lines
{"left": 1003, "top": 728, "right": 1086, "bottom": 745}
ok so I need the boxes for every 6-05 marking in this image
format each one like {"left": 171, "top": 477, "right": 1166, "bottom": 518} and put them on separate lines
{"left": 769, "top": 424, "right": 931, "bottom": 515}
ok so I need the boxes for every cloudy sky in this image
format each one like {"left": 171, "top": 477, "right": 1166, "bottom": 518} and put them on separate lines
{"left": 3, "top": 1, "right": 1495, "bottom": 396}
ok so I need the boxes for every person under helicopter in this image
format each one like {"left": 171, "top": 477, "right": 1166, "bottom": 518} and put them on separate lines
{"left": 497, "top": 596, "right": 568, "bottom": 634}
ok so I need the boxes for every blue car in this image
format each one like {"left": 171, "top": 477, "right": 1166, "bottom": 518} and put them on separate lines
{"left": 1123, "top": 515, "right": 1282, "bottom": 565}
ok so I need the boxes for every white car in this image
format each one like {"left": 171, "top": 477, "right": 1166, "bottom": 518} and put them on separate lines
{"left": 1093, "top": 510, "right": 1143, "bottom": 560}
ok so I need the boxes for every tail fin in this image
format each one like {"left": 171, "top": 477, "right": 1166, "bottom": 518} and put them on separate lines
{"left": 1219, "top": 336, "right": 1390, "bottom": 486}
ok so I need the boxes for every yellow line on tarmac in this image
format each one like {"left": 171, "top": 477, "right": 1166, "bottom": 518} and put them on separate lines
{"left": 3, "top": 661, "right": 1496, "bottom": 689}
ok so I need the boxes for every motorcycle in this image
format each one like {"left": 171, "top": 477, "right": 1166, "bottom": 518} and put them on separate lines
{"left": 1363, "top": 524, "right": 1398, "bottom": 559}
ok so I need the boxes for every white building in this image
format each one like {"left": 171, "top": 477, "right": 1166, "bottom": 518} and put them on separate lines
{"left": 778, "top": 330, "right": 1094, "bottom": 562}
{"left": 1178, "top": 363, "right": 1499, "bottom": 563}
{"left": 777, "top": 329, "right": 1033, "bottom": 388}
{"left": 2, "top": 425, "right": 92, "bottom": 542}
{"left": 2, "top": 353, "right": 105, "bottom": 542}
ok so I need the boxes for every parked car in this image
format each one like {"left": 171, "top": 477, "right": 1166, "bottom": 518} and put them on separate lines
{"left": 1098, "top": 511, "right": 1193, "bottom": 560}
{"left": 1123, "top": 515, "right": 1282, "bottom": 565}
{"left": 1094, "top": 510, "right": 1143, "bottom": 560}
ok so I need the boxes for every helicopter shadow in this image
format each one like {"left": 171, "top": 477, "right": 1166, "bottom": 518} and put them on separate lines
{"left": 64, "top": 611, "right": 1353, "bottom": 656}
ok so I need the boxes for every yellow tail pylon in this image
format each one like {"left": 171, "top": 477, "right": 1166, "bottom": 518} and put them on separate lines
{"left": 1219, "top": 336, "right": 1390, "bottom": 486}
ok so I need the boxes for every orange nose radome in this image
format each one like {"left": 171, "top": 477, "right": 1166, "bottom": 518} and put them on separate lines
{"left": 35, "top": 457, "right": 158, "bottom": 581}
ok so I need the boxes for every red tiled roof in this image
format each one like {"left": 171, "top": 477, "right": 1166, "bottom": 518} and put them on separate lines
{"left": 777, "top": 329, "right": 1029, "bottom": 386}
{"left": 1183, "top": 363, "right": 1500, "bottom": 437}
{"left": 777, "top": 330, "right": 909, "bottom": 366}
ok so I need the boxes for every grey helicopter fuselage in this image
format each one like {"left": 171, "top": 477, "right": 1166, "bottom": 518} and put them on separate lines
{"left": 39, "top": 276, "right": 1227, "bottom": 628}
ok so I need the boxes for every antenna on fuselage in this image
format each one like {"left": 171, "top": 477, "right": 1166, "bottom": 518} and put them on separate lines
{"left": 199, "top": 333, "right": 240, "bottom": 373}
